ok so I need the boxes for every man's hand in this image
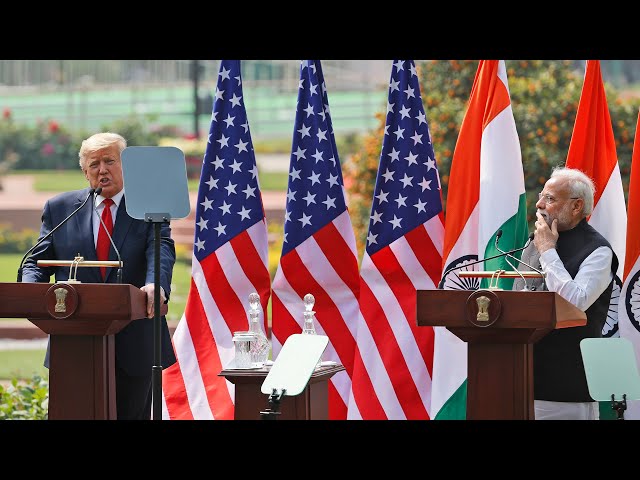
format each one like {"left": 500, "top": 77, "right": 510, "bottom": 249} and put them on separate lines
{"left": 140, "top": 283, "right": 166, "bottom": 318}
{"left": 533, "top": 212, "right": 558, "bottom": 254}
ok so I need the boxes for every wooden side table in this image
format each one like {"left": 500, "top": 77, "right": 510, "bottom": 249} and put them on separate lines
{"left": 219, "top": 364, "right": 345, "bottom": 420}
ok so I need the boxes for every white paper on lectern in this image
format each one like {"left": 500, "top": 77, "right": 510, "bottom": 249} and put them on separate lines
{"left": 261, "top": 334, "right": 328, "bottom": 396}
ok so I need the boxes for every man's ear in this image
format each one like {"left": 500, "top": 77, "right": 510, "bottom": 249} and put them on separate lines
{"left": 573, "top": 198, "right": 585, "bottom": 216}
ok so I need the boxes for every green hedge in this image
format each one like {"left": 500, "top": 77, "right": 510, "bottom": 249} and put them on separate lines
{"left": 0, "top": 112, "right": 185, "bottom": 171}
{"left": 0, "top": 375, "right": 49, "bottom": 420}
{"left": 344, "top": 60, "right": 640, "bottom": 258}
{"left": 0, "top": 224, "right": 39, "bottom": 253}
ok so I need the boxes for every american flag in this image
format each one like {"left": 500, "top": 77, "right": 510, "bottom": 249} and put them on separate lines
{"left": 161, "top": 60, "right": 271, "bottom": 420}
{"left": 347, "top": 60, "right": 444, "bottom": 419}
{"left": 271, "top": 60, "right": 360, "bottom": 420}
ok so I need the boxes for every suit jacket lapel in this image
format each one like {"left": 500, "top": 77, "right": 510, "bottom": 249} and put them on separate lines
{"left": 74, "top": 188, "right": 98, "bottom": 259}
{"left": 73, "top": 188, "right": 102, "bottom": 283}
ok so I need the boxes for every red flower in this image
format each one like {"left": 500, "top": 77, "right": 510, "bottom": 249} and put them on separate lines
{"left": 41, "top": 143, "right": 55, "bottom": 156}
{"left": 48, "top": 120, "right": 59, "bottom": 133}
{"left": 2, "top": 108, "right": 10, "bottom": 119}
{"left": 183, "top": 133, "right": 197, "bottom": 140}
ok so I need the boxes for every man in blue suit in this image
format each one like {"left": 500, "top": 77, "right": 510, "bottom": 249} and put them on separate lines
{"left": 21, "top": 132, "right": 177, "bottom": 420}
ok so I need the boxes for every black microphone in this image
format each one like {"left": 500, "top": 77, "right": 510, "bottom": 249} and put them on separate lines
{"left": 495, "top": 230, "right": 543, "bottom": 274}
{"left": 93, "top": 187, "right": 123, "bottom": 283}
{"left": 495, "top": 229, "right": 545, "bottom": 290}
{"left": 17, "top": 188, "right": 96, "bottom": 282}
{"left": 439, "top": 233, "right": 535, "bottom": 288}
{"left": 494, "top": 230, "right": 525, "bottom": 286}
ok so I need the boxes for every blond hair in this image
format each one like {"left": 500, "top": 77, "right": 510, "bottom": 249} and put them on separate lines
{"left": 78, "top": 132, "right": 127, "bottom": 169}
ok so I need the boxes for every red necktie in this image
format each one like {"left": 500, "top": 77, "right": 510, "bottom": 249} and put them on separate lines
{"left": 97, "top": 198, "right": 114, "bottom": 280}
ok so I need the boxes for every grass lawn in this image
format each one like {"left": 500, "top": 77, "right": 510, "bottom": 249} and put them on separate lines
{"left": 0, "top": 254, "right": 21, "bottom": 284}
{"left": 0, "top": 252, "right": 190, "bottom": 326}
{"left": 0, "top": 253, "right": 47, "bottom": 380}
{"left": 12, "top": 169, "right": 288, "bottom": 193}
{"left": 0, "top": 349, "right": 47, "bottom": 380}
{"left": 0, "top": 250, "right": 188, "bottom": 380}
{"left": 0, "top": 163, "right": 284, "bottom": 380}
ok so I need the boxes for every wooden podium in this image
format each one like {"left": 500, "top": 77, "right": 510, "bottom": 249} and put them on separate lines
{"left": 416, "top": 289, "right": 586, "bottom": 420}
{"left": 0, "top": 282, "right": 158, "bottom": 420}
{"left": 219, "top": 364, "right": 345, "bottom": 420}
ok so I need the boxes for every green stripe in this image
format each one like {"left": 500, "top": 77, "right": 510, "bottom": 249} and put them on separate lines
{"left": 434, "top": 380, "right": 467, "bottom": 420}
{"left": 481, "top": 193, "right": 529, "bottom": 290}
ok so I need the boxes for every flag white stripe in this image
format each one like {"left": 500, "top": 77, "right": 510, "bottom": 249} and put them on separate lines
{"left": 479, "top": 107, "right": 524, "bottom": 247}
{"left": 283, "top": 245, "right": 355, "bottom": 404}
{"left": 217, "top": 239, "right": 267, "bottom": 322}
{"left": 296, "top": 236, "right": 359, "bottom": 341}
{"left": 619, "top": 257, "right": 640, "bottom": 418}
{"left": 348, "top": 307, "right": 407, "bottom": 419}
{"left": 170, "top": 314, "right": 216, "bottom": 419}
{"left": 423, "top": 215, "right": 445, "bottom": 257}
{"left": 589, "top": 163, "right": 626, "bottom": 279}
{"left": 390, "top": 234, "right": 436, "bottom": 290}
{"left": 246, "top": 219, "right": 269, "bottom": 268}
{"left": 193, "top": 257, "right": 233, "bottom": 369}
{"left": 334, "top": 210, "right": 359, "bottom": 259}
{"left": 360, "top": 254, "right": 432, "bottom": 409}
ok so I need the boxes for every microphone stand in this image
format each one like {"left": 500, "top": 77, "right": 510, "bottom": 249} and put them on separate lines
{"left": 495, "top": 231, "right": 545, "bottom": 291}
{"left": 17, "top": 188, "right": 96, "bottom": 282}
{"left": 440, "top": 235, "right": 534, "bottom": 288}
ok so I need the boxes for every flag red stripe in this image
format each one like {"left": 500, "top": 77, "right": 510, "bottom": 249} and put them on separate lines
{"left": 348, "top": 343, "right": 387, "bottom": 418}
{"left": 359, "top": 273, "right": 430, "bottom": 418}
{"left": 279, "top": 250, "right": 356, "bottom": 374}
{"left": 313, "top": 221, "right": 360, "bottom": 299}
{"left": 162, "top": 360, "right": 193, "bottom": 420}
{"left": 328, "top": 386, "right": 347, "bottom": 419}
{"left": 178, "top": 276, "right": 234, "bottom": 419}
{"left": 369, "top": 247, "right": 434, "bottom": 371}
{"left": 229, "top": 229, "right": 272, "bottom": 332}
{"left": 271, "top": 291, "right": 302, "bottom": 341}
{"left": 405, "top": 225, "right": 443, "bottom": 288}
{"left": 201, "top": 252, "right": 248, "bottom": 335}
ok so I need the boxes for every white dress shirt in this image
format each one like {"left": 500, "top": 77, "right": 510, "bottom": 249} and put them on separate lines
{"left": 92, "top": 189, "right": 124, "bottom": 247}
{"left": 539, "top": 246, "right": 613, "bottom": 312}
{"left": 535, "top": 244, "right": 614, "bottom": 420}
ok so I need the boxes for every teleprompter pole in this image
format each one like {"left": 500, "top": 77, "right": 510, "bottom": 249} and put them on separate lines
{"left": 147, "top": 215, "right": 168, "bottom": 421}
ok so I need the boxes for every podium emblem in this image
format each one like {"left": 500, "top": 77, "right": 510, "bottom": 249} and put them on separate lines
{"left": 476, "top": 296, "right": 490, "bottom": 322}
{"left": 54, "top": 287, "right": 68, "bottom": 312}
{"left": 466, "top": 289, "right": 501, "bottom": 327}
{"left": 46, "top": 283, "right": 79, "bottom": 319}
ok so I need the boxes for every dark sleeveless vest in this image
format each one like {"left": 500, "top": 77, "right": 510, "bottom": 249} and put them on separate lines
{"left": 516, "top": 219, "right": 619, "bottom": 402}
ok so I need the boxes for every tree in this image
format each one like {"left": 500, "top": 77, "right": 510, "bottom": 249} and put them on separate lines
{"left": 344, "top": 60, "right": 640, "bottom": 259}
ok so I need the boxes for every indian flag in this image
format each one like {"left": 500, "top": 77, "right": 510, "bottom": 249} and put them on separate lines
{"left": 431, "top": 60, "right": 529, "bottom": 419}
{"left": 564, "top": 60, "right": 627, "bottom": 420}
{"left": 618, "top": 108, "right": 640, "bottom": 420}
{"left": 565, "top": 60, "right": 626, "bottom": 339}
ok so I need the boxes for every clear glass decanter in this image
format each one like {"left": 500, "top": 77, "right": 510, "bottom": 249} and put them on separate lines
{"left": 247, "top": 292, "right": 270, "bottom": 368}
{"left": 302, "top": 293, "right": 322, "bottom": 368}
